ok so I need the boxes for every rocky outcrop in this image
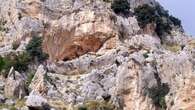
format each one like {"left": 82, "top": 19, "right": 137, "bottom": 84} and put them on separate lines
{"left": 29, "top": 65, "right": 49, "bottom": 94}
{"left": 154, "top": 49, "right": 195, "bottom": 110}
{"left": 116, "top": 59, "right": 156, "bottom": 110}
{"left": 4, "top": 67, "right": 27, "bottom": 99}
{"left": 0, "top": 0, "right": 43, "bottom": 45}
{"left": 0, "top": 0, "right": 195, "bottom": 110}
{"left": 43, "top": 9, "right": 117, "bottom": 61}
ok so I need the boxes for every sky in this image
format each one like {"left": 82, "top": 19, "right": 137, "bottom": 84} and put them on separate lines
{"left": 157, "top": 0, "right": 195, "bottom": 36}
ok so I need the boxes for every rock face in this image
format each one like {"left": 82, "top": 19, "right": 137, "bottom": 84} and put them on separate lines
{"left": 4, "top": 67, "right": 26, "bottom": 99}
{"left": 0, "top": 0, "right": 195, "bottom": 110}
{"left": 43, "top": 9, "right": 117, "bottom": 61}
{"left": 116, "top": 60, "right": 156, "bottom": 110}
{"left": 29, "top": 65, "right": 49, "bottom": 94}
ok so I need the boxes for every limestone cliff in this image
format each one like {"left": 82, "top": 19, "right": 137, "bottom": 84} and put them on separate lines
{"left": 0, "top": 0, "right": 195, "bottom": 110}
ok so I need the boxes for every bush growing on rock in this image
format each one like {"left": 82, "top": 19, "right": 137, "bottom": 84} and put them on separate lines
{"left": 164, "top": 43, "right": 181, "bottom": 53}
{"left": 0, "top": 36, "right": 48, "bottom": 77}
{"left": 169, "top": 15, "right": 181, "bottom": 27}
{"left": 155, "top": 17, "right": 172, "bottom": 37}
{"left": 26, "top": 36, "right": 48, "bottom": 63}
{"left": 0, "top": 55, "right": 15, "bottom": 77}
{"left": 0, "top": 56, "right": 5, "bottom": 72}
{"left": 0, "top": 104, "right": 17, "bottom": 110}
{"left": 148, "top": 83, "right": 170, "bottom": 109}
{"left": 111, "top": 0, "right": 130, "bottom": 15}
{"left": 134, "top": 4, "right": 182, "bottom": 37}
{"left": 134, "top": 4, "right": 156, "bottom": 28}
{"left": 77, "top": 100, "right": 115, "bottom": 110}
{"left": 103, "top": 0, "right": 111, "bottom": 3}
{"left": 0, "top": 52, "right": 31, "bottom": 77}
{"left": 78, "top": 106, "right": 87, "bottom": 110}
{"left": 13, "top": 52, "right": 31, "bottom": 72}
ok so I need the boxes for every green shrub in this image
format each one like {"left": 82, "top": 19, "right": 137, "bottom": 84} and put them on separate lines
{"left": 103, "top": 0, "right": 111, "bottom": 3}
{"left": 15, "top": 99, "right": 26, "bottom": 108}
{"left": 0, "top": 104, "right": 17, "bottom": 110}
{"left": 13, "top": 52, "right": 31, "bottom": 72}
{"left": 111, "top": 0, "right": 130, "bottom": 15}
{"left": 155, "top": 17, "right": 172, "bottom": 36}
{"left": 0, "top": 56, "right": 5, "bottom": 72}
{"left": 78, "top": 106, "right": 87, "bottom": 110}
{"left": 143, "top": 53, "right": 149, "bottom": 58}
{"left": 164, "top": 43, "right": 181, "bottom": 53}
{"left": 26, "top": 36, "right": 48, "bottom": 63}
{"left": 169, "top": 15, "right": 181, "bottom": 27}
{"left": 0, "top": 54, "right": 16, "bottom": 77}
{"left": 0, "top": 36, "right": 48, "bottom": 77}
{"left": 134, "top": 4, "right": 156, "bottom": 28}
{"left": 134, "top": 4, "right": 182, "bottom": 37}
{"left": 0, "top": 52, "right": 31, "bottom": 77}
{"left": 77, "top": 100, "right": 115, "bottom": 110}
{"left": 155, "top": 5, "right": 169, "bottom": 17}
{"left": 148, "top": 83, "right": 170, "bottom": 109}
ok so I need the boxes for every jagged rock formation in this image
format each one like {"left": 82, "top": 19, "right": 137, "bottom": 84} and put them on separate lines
{"left": 4, "top": 67, "right": 27, "bottom": 99}
{"left": 0, "top": 0, "right": 195, "bottom": 110}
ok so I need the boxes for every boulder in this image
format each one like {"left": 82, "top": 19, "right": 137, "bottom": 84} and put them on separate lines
{"left": 26, "top": 91, "right": 49, "bottom": 110}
